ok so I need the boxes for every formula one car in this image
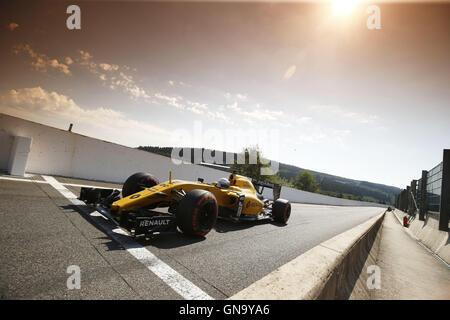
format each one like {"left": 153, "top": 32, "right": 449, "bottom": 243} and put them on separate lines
{"left": 79, "top": 172, "right": 291, "bottom": 239}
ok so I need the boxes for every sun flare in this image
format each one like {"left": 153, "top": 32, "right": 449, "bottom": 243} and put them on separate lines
{"left": 332, "top": 0, "right": 360, "bottom": 15}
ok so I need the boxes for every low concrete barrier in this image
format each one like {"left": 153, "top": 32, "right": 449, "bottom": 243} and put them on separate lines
{"left": 229, "top": 211, "right": 385, "bottom": 299}
{"left": 280, "top": 186, "right": 386, "bottom": 208}
{"left": 394, "top": 210, "right": 449, "bottom": 264}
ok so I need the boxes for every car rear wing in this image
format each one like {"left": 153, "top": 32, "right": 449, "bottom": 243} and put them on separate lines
{"left": 251, "top": 179, "right": 281, "bottom": 200}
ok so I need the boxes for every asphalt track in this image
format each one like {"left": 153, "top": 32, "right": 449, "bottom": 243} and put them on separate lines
{"left": 0, "top": 175, "right": 385, "bottom": 299}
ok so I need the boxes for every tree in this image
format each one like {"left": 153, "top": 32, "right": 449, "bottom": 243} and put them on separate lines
{"left": 294, "top": 170, "right": 319, "bottom": 193}
{"left": 230, "top": 146, "right": 272, "bottom": 181}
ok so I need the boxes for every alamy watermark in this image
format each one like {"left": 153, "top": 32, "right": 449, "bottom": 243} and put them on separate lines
{"left": 366, "top": 265, "right": 381, "bottom": 290}
{"left": 169, "top": 121, "right": 280, "bottom": 176}
{"left": 65, "top": 4, "right": 381, "bottom": 31}
{"left": 367, "top": 5, "right": 381, "bottom": 30}
{"left": 66, "top": 265, "right": 81, "bottom": 290}
{"left": 66, "top": 5, "right": 81, "bottom": 30}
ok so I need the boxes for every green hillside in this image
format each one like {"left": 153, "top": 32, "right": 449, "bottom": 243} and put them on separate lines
{"left": 137, "top": 146, "right": 401, "bottom": 205}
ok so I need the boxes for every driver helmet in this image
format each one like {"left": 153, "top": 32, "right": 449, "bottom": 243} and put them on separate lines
{"left": 217, "top": 177, "right": 230, "bottom": 189}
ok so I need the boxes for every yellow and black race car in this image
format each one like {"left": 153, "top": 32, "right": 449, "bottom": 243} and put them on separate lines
{"left": 79, "top": 172, "right": 291, "bottom": 239}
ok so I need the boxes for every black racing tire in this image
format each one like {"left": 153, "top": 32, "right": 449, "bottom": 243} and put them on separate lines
{"left": 176, "top": 189, "right": 218, "bottom": 237}
{"left": 122, "top": 172, "right": 160, "bottom": 197}
{"left": 272, "top": 199, "right": 291, "bottom": 224}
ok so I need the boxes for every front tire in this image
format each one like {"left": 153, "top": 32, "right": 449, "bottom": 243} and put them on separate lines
{"left": 122, "top": 172, "right": 159, "bottom": 197}
{"left": 273, "top": 199, "right": 291, "bottom": 224}
{"left": 176, "top": 189, "right": 218, "bottom": 237}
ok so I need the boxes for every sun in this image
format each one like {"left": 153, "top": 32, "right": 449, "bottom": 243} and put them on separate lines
{"left": 332, "top": 0, "right": 360, "bottom": 15}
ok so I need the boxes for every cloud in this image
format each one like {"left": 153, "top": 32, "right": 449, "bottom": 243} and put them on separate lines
{"left": 207, "top": 111, "right": 229, "bottom": 121}
{"left": 186, "top": 100, "right": 208, "bottom": 114}
{"left": 168, "top": 80, "right": 191, "bottom": 88}
{"left": 283, "top": 65, "right": 296, "bottom": 80}
{"left": 13, "top": 44, "right": 71, "bottom": 75}
{"left": 152, "top": 92, "right": 231, "bottom": 121}
{"left": 226, "top": 102, "right": 283, "bottom": 122}
{"left": 0, "top": 87, "right": 171, "bottom": 146}
{"left": 8, "top": 22, "right": 19, "bottom": 31}
{"left": 115, "top": 72, "right": 150, "bottom": 100}
{"left": 333, "top": 129, "right": 351, "bottom": 136}
{"left": 79, "top": 50, "right": 93, "bottom": 62}
{"left": 13, "top": 44, "right": 220, "bottom": 118}
{"left": 11, "top": 44, "right": 236, "bottom": 122}
{"left": 2, "top": 87, "right": 123, "bottom": 120}
{"left": 222, "top": 92, "right": 289, "bottom": 125}
{"left": 297, "top": 116, "right": 312, "bottom": 123}
{"left": 178, "top": 81, "right": 191, "bottom": 87}
{"left": 99, "top": 63, "right": 119, "bottom": 71}
{"left": 65, "top": 57, "right": 73, "bottom": 65}
{"left": 154, "top": 93, "right": 185, "bottom": 109}
{"left": 309, "top": 105, "right": 379, "bottom": 124}
{"left": 299, "top": 131, "right": 327, "bottom": 143}
{"left": 76, "top": 50, "right": 150, "bottom": 100}
{"left": 224, "top": 92, "right": 248, "bottom": 101}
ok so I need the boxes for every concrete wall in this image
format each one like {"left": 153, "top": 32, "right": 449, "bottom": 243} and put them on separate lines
{"left": 318, "top": 213, "right": 385, "bottom": 299}
{"left": 0, "top": 128, "right": 13, "bottom": 170}
{"left": 407, "top": 212, "right": 449, "bottom": 264}
{"left": 0, "top": 113, "right": 386, "bottom": 208}
{"left": 230, "top": 212, "right": 386, "bottom": 300}
{"left": 280, "top": 186, "right": 386, "bottom": 208}
{"left": 0, "top": 113, "right": 226, "bottom": 184}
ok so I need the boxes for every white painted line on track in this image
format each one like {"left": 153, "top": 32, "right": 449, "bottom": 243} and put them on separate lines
{"left": 63, "top": 182, "right": 121, "bottom": 190}
{"left": 0, "top": 176, "right": 48, "bottom": 183}
{"left": 0, "top": 176, "right": 121, "bottom": 190}
{"left": 41, "top": 175, "right": 213, "bottom": 300}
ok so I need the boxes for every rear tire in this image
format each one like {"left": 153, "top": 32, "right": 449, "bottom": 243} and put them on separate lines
{"left": 176, "top": 189, "right": 218, "bottom": 237}
{"left": 122, "top": 172, "right": 159, "bottom": 197}
{"left": 273, "top": 199, "right": 291, "bottom": 224}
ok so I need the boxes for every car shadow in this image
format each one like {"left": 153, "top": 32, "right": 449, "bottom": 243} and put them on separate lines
{"left": 60, "top": 204, "right": 207, "bottom": 250}
{"left": 60, "top": 203, "right": 287, "bottom": 251}
{"left": 59, "top": 204, "right": 111, "bottom": 235}
{"left": 59, "top": 204, "right": 143, "bottom": 250}
{"left": 214, "top": 218, "right": 288, "bottom": 233}
{"left": 141, "top": 232, "right": 206, "bottom": 249}
{"left": 214, "top": 218, "right": 268, "bottom": 233}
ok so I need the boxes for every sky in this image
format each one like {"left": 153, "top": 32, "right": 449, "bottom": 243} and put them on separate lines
{"left": 0, "top": 0, "right": 449, "bottom": 189}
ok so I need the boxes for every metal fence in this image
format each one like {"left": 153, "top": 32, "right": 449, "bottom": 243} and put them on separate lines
{"left": 395, "top": 149, "right": 449, "bottom": 231}
{"left": 416, "top": 178, "right": 422, "bottom": 210}
{"left": 426, "top": 162, "right": 442, "bottom": 213}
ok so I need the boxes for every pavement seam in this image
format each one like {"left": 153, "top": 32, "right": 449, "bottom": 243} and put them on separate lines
{"left": 318, "top": 244, "right": 343, "bottom": 254}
